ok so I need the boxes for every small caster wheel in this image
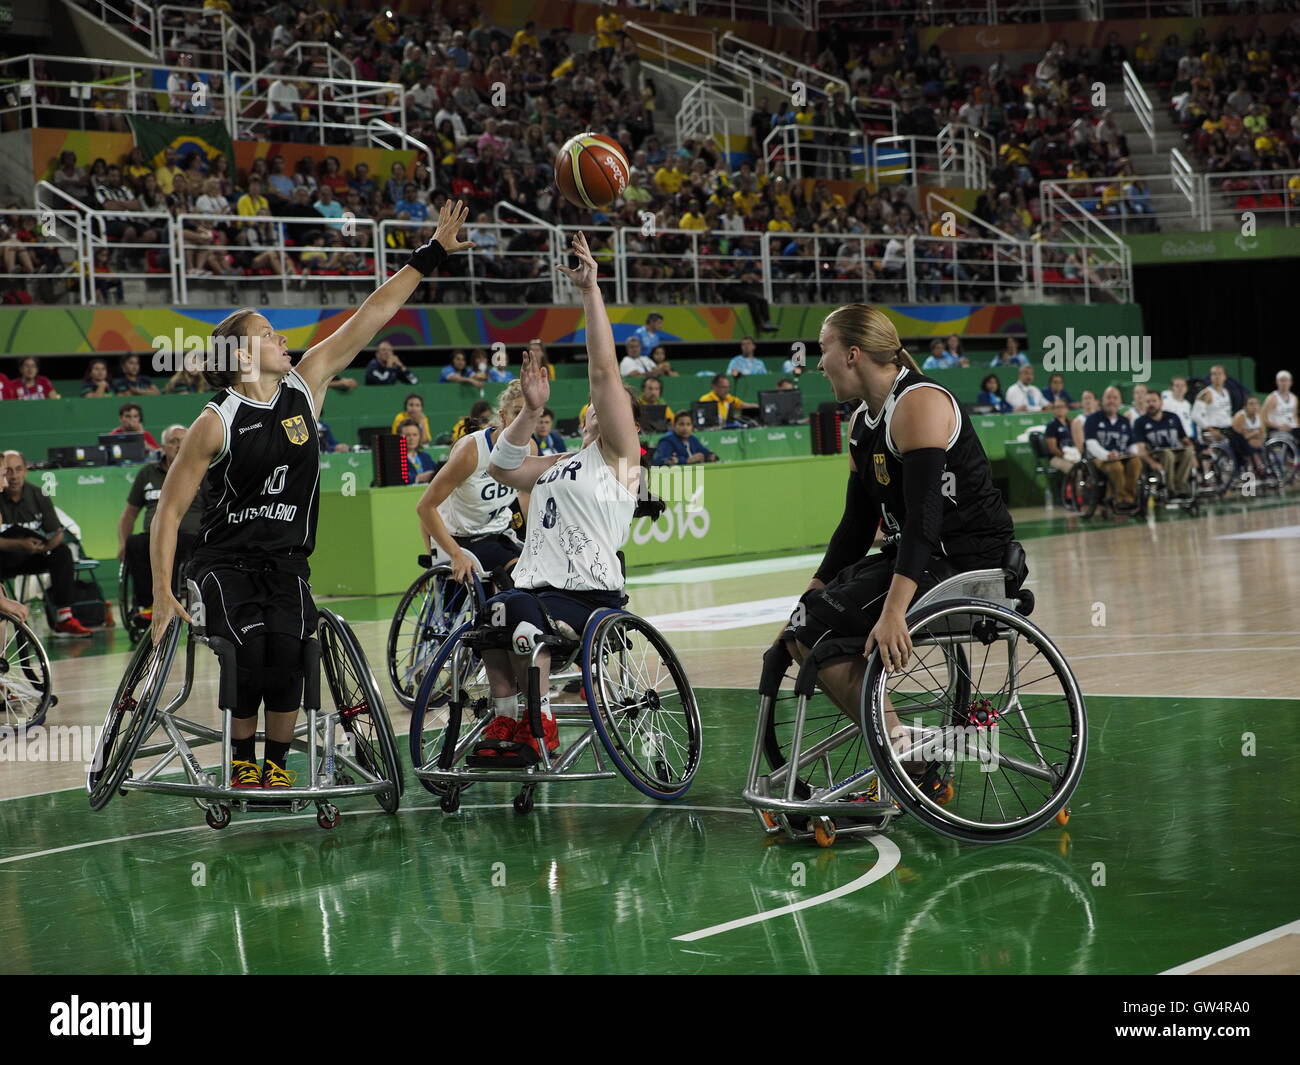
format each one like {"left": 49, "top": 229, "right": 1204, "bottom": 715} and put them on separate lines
{"left": 440, "top": 788, "right": 461, "bottom": 813}
{"left": 317, "top": 804, "right": 341, "bottom": 830}
{"left": 206, "top": 805, "right": 231, "bottom": 830}
{"left": 760, "top": 810, "right": 778, "bottom": 831}
{"left": 813, "top": 817, "right": 836, "bottom": 848}
{"left": 1055, "top": 806, "right": 1070, "bottom": 827}
{"left": 936, "top": 781, "right": 955, "bottom": 806}
{"left": 512, "top": 791, "right": 534, "bottom": 815}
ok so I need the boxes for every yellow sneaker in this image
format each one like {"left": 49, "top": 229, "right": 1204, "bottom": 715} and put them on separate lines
{"left": 231, "top": 759, "right": 261, "bottom": 789}
{"left": 261, "top": 761, "right": 298, "bottom": 789}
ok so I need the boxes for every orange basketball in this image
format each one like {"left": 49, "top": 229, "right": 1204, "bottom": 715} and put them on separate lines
{"left": 554, "top": 132, "right": 629, "bottom": 210}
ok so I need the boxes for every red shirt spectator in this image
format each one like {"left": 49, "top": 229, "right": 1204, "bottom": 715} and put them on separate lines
{"left": 4, "top": 357, "right": 60, "bottom": 400}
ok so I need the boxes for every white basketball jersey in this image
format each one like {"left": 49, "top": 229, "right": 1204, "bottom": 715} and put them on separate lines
{"left": 1268, "top": 390, "right": 1297, "bottom": 429}
{"left": 512, "top": 442, "right": 637, "bottom": 592}
{"left": 438, "top": 428, "right": 516, "bottom": 537}
{"left": 1196, "top": 386, "right": 1233, "bottom": 428}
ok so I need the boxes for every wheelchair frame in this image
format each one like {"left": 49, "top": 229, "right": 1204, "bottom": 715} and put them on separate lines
{"left": 410, "top": 600, "right": 702, "bottom": 815}
{"left": 88, "top": 579, "right": 404, "bottom": 830}
{"left": 0, "top": 605, "right": 56, "bottom": 733}
{"left": 743, "top": 556, "right": 1086, "bottom": 847}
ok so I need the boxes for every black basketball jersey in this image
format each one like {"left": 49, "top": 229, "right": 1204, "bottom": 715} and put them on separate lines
{"left": 848, "top": 367, "right": 1013, "bottom": 564}
{"left": 193, "top": 369, "right": 320, "bottom": 570}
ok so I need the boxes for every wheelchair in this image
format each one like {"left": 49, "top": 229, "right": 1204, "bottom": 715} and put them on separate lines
{"left": 744, "top": 542, "right": 1087, "bottom": 847}
{"left": 1063, "top": 459, "right": 1120, "bottom": 518}
{"left": 0, "top": 602, "right": 56, "bottom": 733}
{"left": 88, "top": 575, "right": 405, "bottom": 830}
{"left": 1135, "top": 454, "right": 1200, "bottom": 516}
{"left": 117, "top": 561, "right": 149, "bottom": 646}
{"left": 1262, "top": 431, "right": 1299, "bottom": 490}
{"left": 409, "top": 587, "right": 702, "bottom": 815}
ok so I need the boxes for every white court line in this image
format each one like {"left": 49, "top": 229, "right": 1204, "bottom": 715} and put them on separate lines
{"left": 672, "top": 834, "right": 901, "bottom": 942}
{"left": 1160, "top": 918, "right": 1300, "bottom": 975}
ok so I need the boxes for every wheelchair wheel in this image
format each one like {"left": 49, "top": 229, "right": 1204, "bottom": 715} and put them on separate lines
{"left": 387, "top": 565, "right": 481, "bottom": 710}
{"left": 860, "top": 599, "right": 1086, "bottom": 844}
{"left": 1262, "top": 435, "right": 1298, "bottom": 488}
{"left": 319, "top": 609, "right": 404, "bottom": 812}
{"left": 1067, "top": 462, "right": 1100, "bottom": 518}
{"left": 117, "top": 562, "right": 145, "bottom": 647}
{"left": 88, "top": 617, "right": 181, "bottom": 811}
{"left": 408, "top": 619, "right": 492, "bottom": 796}
{"left": 584, "top": 611, "right": 701, "bottom": 801}
{"left": 0, "top": 609, "right": 55, "bottom": 733}
{"left": 1198, "top": 442, "right": 1236, "bottom": 498}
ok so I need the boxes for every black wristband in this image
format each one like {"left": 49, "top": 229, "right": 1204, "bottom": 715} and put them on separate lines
{"left": 408, "top": 239, "right": 448, "bottom": 275}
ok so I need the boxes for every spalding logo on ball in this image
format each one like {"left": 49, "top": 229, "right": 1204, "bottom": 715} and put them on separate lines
{"left": 554, "top": 132, "right": 629, "bottom": 210}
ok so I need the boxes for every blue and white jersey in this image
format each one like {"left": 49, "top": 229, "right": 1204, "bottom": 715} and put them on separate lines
{"left": 512, "top": 442, "right": 637, "bottom": 592}
{"left": 1083, "top": 410, "right": 1137, "bottom": 459}
{"left": 438, "top": 428, "right": 516, "bottom": 537}
{"left": 1133, "top": 412, "right": 1188, "bottom": 450}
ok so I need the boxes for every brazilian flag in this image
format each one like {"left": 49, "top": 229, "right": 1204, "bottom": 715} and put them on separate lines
{"left": 126, "top": 116, "right": 233, "bottom": 170}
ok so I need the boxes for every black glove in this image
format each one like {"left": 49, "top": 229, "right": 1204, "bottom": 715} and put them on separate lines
{"left": 408, "top": 237, "right": 449, "bottom": 275}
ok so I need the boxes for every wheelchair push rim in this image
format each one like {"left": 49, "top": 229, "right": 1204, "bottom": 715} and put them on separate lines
{"left": 319, "top": 609, "right": 404, "bottom": 812}
{"left": 0, "top": 609, "right": 55, "bottom": 733}
{"left": 387, "top": 565, "right": 484, "bottom": 710}
{"left": 860, "top": 599, "right": 1087, "bottom": 844}
{"left": 407, "top": 617, "right": 492, "bottom": 796}
{"left": 583, "top": 610, "right": 702, "bottom": 801}
{"left": 88, "top": 617, "right": 181, "bottom": 811}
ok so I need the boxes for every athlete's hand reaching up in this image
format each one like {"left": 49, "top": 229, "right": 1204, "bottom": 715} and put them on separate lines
{"left": 150, "top": 588, "right": 192, "bottom": 649}
{"left": 556, "top": 231, "right": 598, "bottom": 292}
{"left": 519, "top": 349, "right": 550, "bottom": 410}
{"left": 433, "top": 199, "right": 474, "bottom": 255}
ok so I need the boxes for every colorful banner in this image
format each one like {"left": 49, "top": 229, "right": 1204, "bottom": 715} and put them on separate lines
{"left": 31, "top": 129, "right": 134, "bottom": 183}
{"left": 0, "top": 303, "right": 1037, "bottom": 357}
{"left": 126, "top": 116, "right": 233, "bottom": 170}
{"left": 1124, "top": 227, "right": 1300, "bottom": 266}
{"left": 233, "top": 142, "right": 418, "bottom": 188}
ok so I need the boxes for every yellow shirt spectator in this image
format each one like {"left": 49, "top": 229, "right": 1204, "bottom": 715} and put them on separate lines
{"left": 699, "top": 390, "right": 744, "bottom": 423}
{"left": 510, "top": 28, "right": 540, "bottom": 57}
{"left": 391, "top": 412, "right": 432, "bottom": 444}
{"left": 552, "top": 56, "right": 575, "bottom": 79}
{"left": 767, "top": 218, "right": 793, "bottom": 232}
{"left": 371, "top": 16, "right": 398, "bottom": 43}
{"left": 678, "top": 211, "right": 708, "bottom": 231}
{"left": 654, "top": 166, "right": 685, "bottom": 195}
{"left": 773, "top": 190, "right": 794, "bottom": 217}
{"left": 1288, "top": 174, "right": 1300, "bottom": 204}
{"left": 1201, "top": 51, "right": 1225, "bottom": 77}
{"left": 1247, "top": 48, "right": 1270, "bottom": 73}
{"left": 155, "top": 163, "right": 182, "bottom": 194}
{"left": 733, "top": 188, "right": 759, "bottom": 215}
{"left": 595, "top": 12, "right": 624, "bottom": 50}
{"left": 795, "top": 106, "right": 815, "bottom": 141}
{"left": 236, "top": 193, "right": 268, "bottom": 217}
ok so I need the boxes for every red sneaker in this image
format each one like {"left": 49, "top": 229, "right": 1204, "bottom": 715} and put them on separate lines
{"left": 515, "top": 714, "right": 560, "bottom": 757}
{"left": 53, "top": 616, "right": 93, "bottom": 639}
{"left": 472, "top": 715, "right": 519, "bottom": 758}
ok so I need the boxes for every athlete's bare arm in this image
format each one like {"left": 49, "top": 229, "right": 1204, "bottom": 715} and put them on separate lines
{"left": 489, "top": 352, "right": 566, "bottom": 491}
{"left": 294, "top": 200, "right": 473, "bottom": 412}
{"left": 148, "top": 408, "right": 222, "bottom": 644}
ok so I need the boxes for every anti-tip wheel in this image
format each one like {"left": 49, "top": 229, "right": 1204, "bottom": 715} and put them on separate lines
{"left": 317, "top": 804, "right": 341, "bottom": 830}
{"left": 205, "top": 805, "right": 231, "bottom": 830}
{"left": 512, "top": 791, "right": 534, "bottom": 816}
{"left": 1055, "top": 807, "right": 1071, "bottom": 827}
{"left": 813, "top": 817, "right": 836, "bottom": 848}
{"left": 440, "top": 788, "right": 461, "bottom": 814}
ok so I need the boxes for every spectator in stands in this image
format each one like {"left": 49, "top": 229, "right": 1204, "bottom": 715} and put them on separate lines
{"left": 727, "top": 336, "right": 768, "bottom": 377}
{"left": 991, "top": 337, "right": 1030, "bottom": 367}
{"left": 1043, "top": 398, "right": 1079, "bottom": 478}
{"left": 81, "top": 358, "right": 113, "bottom": 398}
{"left": 527, "top": 340, "right": 556, "bottom": 381}
{"left": 366, "top": 341, "right": 418, "bottom": 385}
{"left": 390, "top": 393, "right": 432, "bottom": 445}
{"left": 1085, "top": 386, "right": 1141, "bottom": 511}
{"left": 650, "top": 346, "right": 677, "bottom": 377}
{"left": 637, "top": 376, "right": 674, "bottom": 423}
{"left": 699, "top": 373, "right": 758, "bottom": 425}
{"left": 395, "top": 183, "right": 430, "bottom": 222}
{"left": 265, "top": 155, "right": 294, "bottom": 204}
{"left": 976, "top": 373, "right": 1013, "bottom": 412}
{"left": 1005, "top": 365, "right": 1047, "bottom": 412}
{"left": 533, "top": 408, "right": 568, "bottom": 455}
{"left": 0, "top": 451, "right": 92, "bottom": 637}
{"left": 313, "top": 185, "right": 346, "bottom": 231}
{"left": 654, "top": 412, "right": 718, "bottom": 466}
{"left": 450, "top": 400, "right": 493, "bottom": 443}
{"left": 93, "top": 164, "right": 159, "bottom": 250}
{"left": 267, "top": 72, "right": 302, "bottom": 136}
{"left": 164, "top": 365, "right": 206, "bottom": 394}
{"left": 111, "top": 402, "right": 162, "bottom": 450}
{"left": 1042, "top": 372, "right": 1075, "bottom": 408}
{"left": 631, "top": 312, "right": 665, "bottom": 357}
{"left": 439, "top": 350, "right": 476, "bottom": 384}
{"left": 398, "top": 419, "right": 438, "bottom": 484}
{"left": 92, "top": 248, "right": 125, "bottom": 304}
{"left": 619, "top": 335, "right": 657, "bottom": 377}
{"left": 112, "top": 354, "right": 159, "bottom": 396}
{"left": 154, "top": 147, "right": 183, "bottom": 195}
{"left": 4, "top": 357, "right": 59, "bottom": 400}
{"left": 923, "top": 337, "right": 968, "bottom": 370}
{"left": 118, "top": 424, "right": 203, "bottom": 623}
{"left": 1134, "top": 390, "right": 1195, "bottom": 498}
{"left": 51, "top": 151, "right": 89, "bottom": 203}
{"left": 776, "top": 377, "right": 797, "bottom": 390}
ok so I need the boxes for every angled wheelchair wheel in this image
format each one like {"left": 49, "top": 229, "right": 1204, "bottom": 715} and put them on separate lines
{"left": 1198, "top": 442, "right": 1236, "bottom": 499}
{"left": 0, "top": 609, "right": 55, "bottom": 733}
{"left": 1262, "top": 435, "right": 1298, "bottom": 488}
{"left": 88, "top": 617, "right": 181, "bottom": 811}
{"left": 584, "top": 611, "right": 701, "bottom": 801}
{"left": 387, "top": 565, "right": 482, "bottom": 710}
{"left": 117, "top": 562, "right": 146, "bottom": 647}
{"left": 860, "top": 599, "right": 1087, "bottom": 844}
{"left": 319, "top": 609, "right": 403, "bottom": 812}
{"left": 1067, "top": 462, "right": 1100, "bottom": 518}
{"left": 408, "top": 619, "right": 492, "bottom": 796}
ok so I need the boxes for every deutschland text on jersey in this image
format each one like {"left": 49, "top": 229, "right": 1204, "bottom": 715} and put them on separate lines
{"left": 194, "top": 368, "right": 320, "bottom": 571}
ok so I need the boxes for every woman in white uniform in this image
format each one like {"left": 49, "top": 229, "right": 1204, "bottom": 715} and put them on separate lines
{"left": 477, "top": 232, "right": 644, "bottom": 762}
{"left": 415, "top": 380, "right": 533, "bottom": 586}
{"left": 1263, "top": 370, "right": 1298, "bottom": 445}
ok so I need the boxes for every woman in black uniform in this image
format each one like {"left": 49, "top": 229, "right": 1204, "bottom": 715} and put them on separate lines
{"left": 783, "top": 303, "right": 1015, "bottom": 794}
{"left": 149, "top": 200, "right": 473, "bottom": 789}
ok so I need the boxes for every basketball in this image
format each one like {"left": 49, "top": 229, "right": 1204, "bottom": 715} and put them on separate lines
{"left": 554, "top": 132, "right": 629, "bottom": 210}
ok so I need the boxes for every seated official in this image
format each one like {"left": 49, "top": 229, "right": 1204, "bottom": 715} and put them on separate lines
{"left": 390, "top": 392, "right": 433, "bottom": 444}
{"left": 398, "top": 418, "right": 438, "bottom": 483}
{"left": 637, "top": 376, "right": 675, "bottom": 422}
{"left": 119, "top": 425, "right": 205, "bottom": 621}
{"left": 110, "top": 402, "right": 162, "bottom": 450}
{"left": 654, "top": 411, "right": 720, "bottom": 466}
{"left": 532, "top": 408, "right": 568, "bottom": 455}
{"left": 0, "top": 451, "right": 92, "bottom": 637}
{"left": 699, "top": 373, "right": 758, "bottom": 425}
{"left": 1084, "top": 386, "right": 1141, "bottom": 511}
{"left": 975, "top": 373, "right": 1013, "bottom": 412}
{"left": 1134, "top": 390, "right": 1194, "bottom": 497}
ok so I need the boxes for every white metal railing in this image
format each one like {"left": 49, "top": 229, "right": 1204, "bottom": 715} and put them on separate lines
{"left": 1203, "top": 169, "right": 1300, "bottom": 230}
{"left": 367, "top": 120, "right": 434, "bottom": 194}
{"left": 939, "top": 123, "right": 994, "bottom": 189}
{"left": 157, "top": 5, "right": 255, "bottom": 76}
{"left": 233, "top": 72, "right": 405, "bottom": 145}
{"left": 625, "top": 21, "right": 756, "bottom": 111}
{"left": 71, "top": 0, "right": 156, "bottom": 53}
{"left": 0, "top": 207, "right": 89, "bottom": 305}
{"left": 719, "top": 32, "right": 850, "bottom": 105}
{"left": 677, "top": 83, "right": 734, "bottom": 162}
{"left": 805, "top": 0, "right": 1113, "bottom": 29}
{"left": 1121, "top": 61, "right": 1155, "bottom": 154}
{"left": 761, "top": 123, "right": 867, "bottom": 181}
{"left": 1040, "top": 175, "right": 1179, "bottom": 234}
{"left": 871, "top": 126, "right": 990, "bottom": 189}
{"left": 1169, "top": 148, "right": 1202, "bottom": 227}
{"left": 1039, "top": 184, "right": 1133, "bottom": 303}
{"left": 852, "top": 95, "right": 899, "bottom": 139}
{"left": 268, "top": 42, "right": 356, "bottom": 81}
